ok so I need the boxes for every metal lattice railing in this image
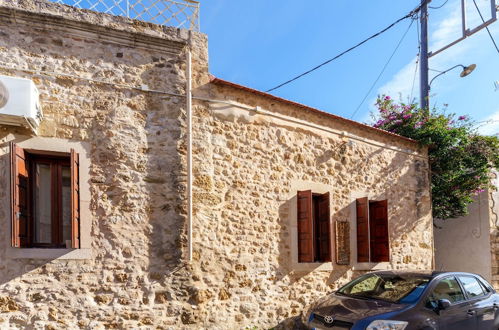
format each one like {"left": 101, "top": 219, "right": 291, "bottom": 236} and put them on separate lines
{"left": 49, "top": 0, "right": 200, "bottom": 31}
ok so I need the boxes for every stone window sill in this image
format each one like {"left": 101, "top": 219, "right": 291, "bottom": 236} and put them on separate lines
{"left": 6, "top": 248, "right": 92, "bottom": 260}
{"left": 352, "top": 262, "right": 390, "bottom": 271}
{"left": 292, "top": 262, "right": 335, "bottom": 272}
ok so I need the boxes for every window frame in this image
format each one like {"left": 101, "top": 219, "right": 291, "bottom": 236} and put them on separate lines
{"left": 356, "top": 198, "right": 389, "bottom": 263}
{"left": 29, "top": 154, "right": 71, "bottom": 248}
{"left": 297, "top": 190, "right": 332, "bottom": 263}
{"left": 10, "top": 142, "right": 80, "bottom": 249}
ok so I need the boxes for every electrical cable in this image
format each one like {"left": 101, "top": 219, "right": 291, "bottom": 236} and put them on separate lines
{"left": 472, "top": 0, "right": 499, "bottom": 55}
{"left": 410, "top": 13, "right": 422, "bottom": 101}
{"left": 350, "top": 18, "right": 416, "bottom": 119}
{"left": 429, "top": 0, "right": 449, "bottom": 9}
{"left": 265, "top": 3, "right": 425, "bottom": 93}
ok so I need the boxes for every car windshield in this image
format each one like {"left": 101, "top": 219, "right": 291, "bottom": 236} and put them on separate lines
{"left": 337, "top": 273, "right": 430, "bottom": 303}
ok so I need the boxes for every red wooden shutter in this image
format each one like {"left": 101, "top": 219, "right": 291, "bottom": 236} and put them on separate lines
{"left": 369, "top": 200, "right": 389, "bottom": 262}
{"left": 356, "top": 197, "right": 369, "bottom": 262}
{"left": 70, "top": 149, "right": 80, "bottom": 249}
{"left": 297, "top": 190, "right": 313, "bottom": 262}
{"left": 10, "top": 142, "right": 29, "bottom": 248}
{"left": 317, "top": 192, "right": 331, "bottom": 262}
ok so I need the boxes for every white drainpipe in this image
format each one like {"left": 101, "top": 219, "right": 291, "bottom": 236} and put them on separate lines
{"left": 186, "top": 49, "right": 193, "bottom": 262}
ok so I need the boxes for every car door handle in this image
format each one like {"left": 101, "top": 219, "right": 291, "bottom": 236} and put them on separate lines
{"left": 467, "top": 310, "right": 476, "bottom": 317}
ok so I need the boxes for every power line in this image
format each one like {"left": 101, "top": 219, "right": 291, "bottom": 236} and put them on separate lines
{"left": 350, "top": 18, "right": 416, "bottom": 119}
{"left": 265, "top": 4, "right": 424, "bottom": 93}
{"left": 410, "top": 13, "right": 422, "bottom": 101}
{"left": 472, "top": 0, "right": 499, "bottom": 55}
{"left": 429, "top": 0, "right": 449, "bottom": 9}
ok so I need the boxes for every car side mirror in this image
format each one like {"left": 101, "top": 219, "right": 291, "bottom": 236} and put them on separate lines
{"left": 437, "top": 299, "right": 451, "bottom": 310}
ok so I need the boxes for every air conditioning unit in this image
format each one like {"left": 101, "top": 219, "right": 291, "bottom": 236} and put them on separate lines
{"left": 0, "top": 75, "right": 43, "bottom": 134}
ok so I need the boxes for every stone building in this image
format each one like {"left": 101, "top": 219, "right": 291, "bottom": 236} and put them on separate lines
{"left": 0, "top": 1, "right": 433, "bottom": 328}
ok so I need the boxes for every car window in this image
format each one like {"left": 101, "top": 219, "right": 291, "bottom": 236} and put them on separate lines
{"left": 426, "top": 277, "right": 465, "bottom": 308}
{"left": 476, "top": 276, "right": 492, "bottom": 293}
{"left": 338, "top": 273, "right": 430, "bottom": 303}
{"left": 458, "top": 276, "right": 486, "bottom": 298}
{"left": 349, "top": 275, "right": 380, "bottom": 294}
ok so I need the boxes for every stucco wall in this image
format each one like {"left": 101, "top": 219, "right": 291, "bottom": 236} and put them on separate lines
{"left": 434, "top": 172, "right": 499, "bottom": 289}
{"left": 434, "top": 191, "right": 493, "bottom": 281}
{"left": 0, "top": 1, "right": 433, "bottom": 329}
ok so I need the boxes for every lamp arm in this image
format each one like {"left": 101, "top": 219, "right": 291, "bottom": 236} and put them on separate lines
{"left": 429, "top": 64, "right": 465, "bottom": 89}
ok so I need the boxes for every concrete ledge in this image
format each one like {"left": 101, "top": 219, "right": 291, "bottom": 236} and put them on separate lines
{"left": 6, "top": 248, "right": 92, "bottom": 260}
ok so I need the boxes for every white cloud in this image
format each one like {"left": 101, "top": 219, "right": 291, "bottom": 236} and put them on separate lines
{"left": 376, "top": 57, "right": 419, "bottom": 102}
{"left": 478, "top": 110, "right": 499, "bottom": 136}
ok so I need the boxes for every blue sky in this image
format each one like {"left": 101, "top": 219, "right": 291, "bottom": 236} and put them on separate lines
{"left": 200, "top": 0, "right": 499, "bottom": 135}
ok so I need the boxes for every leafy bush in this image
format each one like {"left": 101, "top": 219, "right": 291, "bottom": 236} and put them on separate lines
{"left": 372, "top": 96, "right": 499, "bottom": 220}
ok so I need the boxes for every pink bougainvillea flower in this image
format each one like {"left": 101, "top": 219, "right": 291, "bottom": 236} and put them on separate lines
{"left": 458, "top": 115, "right": 467, "bottom": 121}
{"left": 384, "top": 96, "right": 391, "bottom": 100}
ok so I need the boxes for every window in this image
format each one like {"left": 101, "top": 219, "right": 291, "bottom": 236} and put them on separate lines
{"left": 297, "top": 190, "right": 331, "bottom": 263}
{"left": 458, "top": 276, "right": 487, "bottom": 299}
{"left": 10, "top": 142, "right": 80, "bottom": 249}
{"left": 338, "top": 273, "right": 430, "bottom": 303}
{"left": 356, "top": 198, "right": 389, "bottom": 263}
{"left": 426, "top": 277, "right": 465, "bottom": 308}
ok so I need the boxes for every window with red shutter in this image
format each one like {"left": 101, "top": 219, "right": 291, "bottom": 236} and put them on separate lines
{"left": 356, "top": 198, "right": 389, "bottom": 263}
{"left": 297, "top": 190, "right": 314, "bottom": 262}
{"left": 297, "top": 190, "right": 331, "bottom": 263}
{"left": 10, "top": 142, "right": 29, "bottom": 248}
{"left": 10, "top": 144, "right": 81, "bottom": 249}
{"left": 315, "top": 192, "right": 331, "bottom": 262}
{"left": 71, "top": 149, "right": 80, "bottom": 249}
{"left": 356, "top": 197, "right": 369, "bottom": 263}
{"left": 369, "top": 200, "right": 389, "bottom": 262}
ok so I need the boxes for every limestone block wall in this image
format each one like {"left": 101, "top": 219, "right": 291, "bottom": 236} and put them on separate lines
{"left": 0, "top": 1, "right": 208, "bottom": 328}
{"left": 0, "top": 1, "right": 433, "bottom": 329}
{"left": 187, "top": 81, "right": 433, "bottom": 328}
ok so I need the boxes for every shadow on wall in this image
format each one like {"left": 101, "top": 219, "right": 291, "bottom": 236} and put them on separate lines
{"left": 0, "top": 131, "right": 57, "bottom": 286}
{"left": 272, "top": 147, "right": 431, "bottom": 325}
{"left": 0, "top": 64, "right": 191, "bottom": 327}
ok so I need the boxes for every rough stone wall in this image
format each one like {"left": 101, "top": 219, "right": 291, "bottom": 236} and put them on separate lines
{"left": 0, "top": 1, "right": 433, "bottom": 329}
{"left": 0, "top": 1, "right": 208, "bottom": 328}
{"left": 187, "top": 83, "right": 433, "bottom": 328}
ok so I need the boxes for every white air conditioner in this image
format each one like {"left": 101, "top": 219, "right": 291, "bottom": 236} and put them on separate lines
{"left": 0, "top": 75, "right": 43, "bottom": 134}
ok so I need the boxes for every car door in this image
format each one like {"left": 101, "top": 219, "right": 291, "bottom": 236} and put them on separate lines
{"left": 425, "top": 276, "right": 476, "bottom": 330}
{"left": 457, "top": 275, "right": 496, "bottom": 330}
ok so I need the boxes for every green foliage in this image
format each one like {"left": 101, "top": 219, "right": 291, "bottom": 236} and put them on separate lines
{"left": 372, "top": 96, "right": 499, "bottom": 220}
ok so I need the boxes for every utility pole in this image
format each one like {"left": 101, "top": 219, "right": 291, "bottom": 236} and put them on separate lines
{"left": 419, "top": 0, "right": 497, "bottom": 112}
{"left": 420, "top": 0, "right": 430, "bottom": 112}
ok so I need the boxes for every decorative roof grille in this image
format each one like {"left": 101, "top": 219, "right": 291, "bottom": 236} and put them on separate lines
{"left": 48, "top": 0, "right": 200, "bottom": 31}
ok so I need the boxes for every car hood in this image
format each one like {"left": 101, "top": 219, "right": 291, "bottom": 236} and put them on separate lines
{"left": 310, "top": 293, "right": 406, "bottom": 322}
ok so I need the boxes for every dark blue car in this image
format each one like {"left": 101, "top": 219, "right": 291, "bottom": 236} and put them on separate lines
{"left": 302, "top": 271, "right": 499, "bottom": 330}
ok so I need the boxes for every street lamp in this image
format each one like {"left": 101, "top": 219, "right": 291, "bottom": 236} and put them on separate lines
{"left": 429, "top": 64, "right": 477, "bottom": 88}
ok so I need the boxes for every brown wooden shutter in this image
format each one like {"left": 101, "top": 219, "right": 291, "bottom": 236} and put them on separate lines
{"left": 369, "top": 200, "right": 389, "bottom": 262}
{"left": 316, "top": 192, "right": 331, "bottom": 262}
{"left": 356, "top": 197, "right": 369, "bottom": 262}
{"left": 10, "top": 142, "right": 29, "bottom": 248}
{"left": 70, "top": 149, "right": 80, "bottom": 249}
{"left": 297, "top": 190, "right": 313, "bottom": 262}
